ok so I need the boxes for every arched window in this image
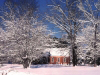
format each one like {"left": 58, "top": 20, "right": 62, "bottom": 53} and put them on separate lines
{"left": 63, "top": 57, "right": 66, "bottom": 62}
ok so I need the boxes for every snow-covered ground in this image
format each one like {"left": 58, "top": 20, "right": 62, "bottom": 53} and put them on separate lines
{"left": 0, "top": 64, "right": 100, "bottom": 75}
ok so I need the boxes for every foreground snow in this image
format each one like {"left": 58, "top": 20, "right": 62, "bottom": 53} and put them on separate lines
{"left": 0, "top": 64, "right": 100, "bottom": 75}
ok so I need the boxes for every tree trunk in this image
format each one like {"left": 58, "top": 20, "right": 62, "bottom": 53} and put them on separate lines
{"left": 72, "top": 48, "right": 75, "bottom": 66}
{"left": 28, "top": 60, "right": 32, "bottom": 68}
{"left": 72, "top": 47, "right": 77, "bottom": 66}
{"left": 22, "top": 58, "right": 31, "bottom": 68}
{"left": 94, "top": 24, "right": 97, "bottom": 67}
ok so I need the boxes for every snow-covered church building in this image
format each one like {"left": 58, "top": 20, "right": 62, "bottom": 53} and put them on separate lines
{"left": 48, "top": 48, "right": 70, "bottom": 65}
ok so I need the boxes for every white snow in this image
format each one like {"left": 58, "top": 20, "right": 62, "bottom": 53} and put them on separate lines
{"left": 45, "top": 48, "right": 69, "bottom": 56}
{"left": 0, "top": 64, "right": 100, "bottom": 75}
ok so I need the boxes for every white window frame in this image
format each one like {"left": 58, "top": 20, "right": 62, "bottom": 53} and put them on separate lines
{"left": 58, "top": 58, "right": 60, "bottom": 62}
{"left": 63, "top": 57, "right": 66, "bottom": 63}
{"left": 52, "top": 57, "right": 54, "bottom": 63}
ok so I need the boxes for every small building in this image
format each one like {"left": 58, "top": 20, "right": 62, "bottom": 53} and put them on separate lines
{"left": 46, "top": 48, "right": 70, "bottom": 65}
{"left": 50, "top": 56, "right": 70, "bottom": 65}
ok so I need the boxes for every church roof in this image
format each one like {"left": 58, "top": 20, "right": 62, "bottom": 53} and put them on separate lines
{"left": 45, "top": 48, "right": 69, "bottom": 57}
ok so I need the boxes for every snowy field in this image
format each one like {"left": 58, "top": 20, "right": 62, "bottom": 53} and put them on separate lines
{"left": 0, "top": 64, "right": 100, "bottom": 75}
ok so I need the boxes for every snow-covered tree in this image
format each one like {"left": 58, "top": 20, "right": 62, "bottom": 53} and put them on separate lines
{"left": 0, "top": 0, "right": 53, "bottom": 68}
{"left": 46, "top": 0, "right": 83, "bottom": 66}
{"left": 77, "top": 0, "right": 100, "bottom": 66}
{"left": 76, "top": 25, "right": 100, "bottom": 65}
{"left": 4, "top": 0, "right": 38, "bottom": 17}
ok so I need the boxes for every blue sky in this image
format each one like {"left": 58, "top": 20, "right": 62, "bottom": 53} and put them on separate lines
{"left": 38, "top": 0, "right": 47, "bottom": 12}
{"left": 0, "top": 0, "right": 63, "bottom": 38}
{"left": 0, "top": 0, "right": 4, "bottom": 5}
{"left": 0, "top": 0, "right": 99, "bottom": 38}
{"left": 38, "top": 0, "right": 63, "bottom": 38}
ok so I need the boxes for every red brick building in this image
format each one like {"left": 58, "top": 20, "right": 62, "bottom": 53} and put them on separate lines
{"left": 50, "top": 56, "right": 70, "bottom": 64}
{"left": 48, "top": 48, "right": 70, "bottom": 65}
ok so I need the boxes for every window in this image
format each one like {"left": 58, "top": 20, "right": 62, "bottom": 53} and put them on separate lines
{"left": 63, "top": 57, "right": 66, "bottom": 62}
{"left": 58, "top": 58, "right": 60, "bottom": 62}
{"left": 52, "top": 57, "right": 54, "bottom": 63}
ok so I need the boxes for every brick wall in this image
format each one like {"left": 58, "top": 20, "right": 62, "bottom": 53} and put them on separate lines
{"left": 50, "top": 56, "right": 70, "bottom": 65}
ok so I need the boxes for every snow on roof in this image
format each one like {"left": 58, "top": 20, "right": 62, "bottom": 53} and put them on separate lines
{"left": 45, "top": 48, "right": 69, "bottom": 57}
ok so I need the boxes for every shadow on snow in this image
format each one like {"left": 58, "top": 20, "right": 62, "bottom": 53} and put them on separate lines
{"left": 30, "top": 64, "right": 71, "bottom": 68}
